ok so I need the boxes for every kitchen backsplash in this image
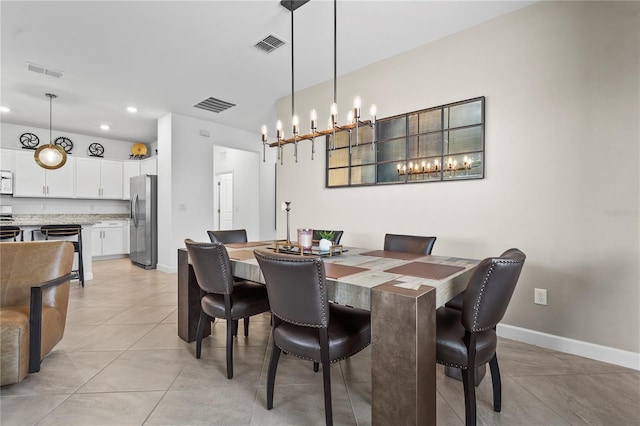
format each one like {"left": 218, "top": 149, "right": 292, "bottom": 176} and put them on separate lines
{"left": 0, "top": 195, "right": 129, "bottom": 214}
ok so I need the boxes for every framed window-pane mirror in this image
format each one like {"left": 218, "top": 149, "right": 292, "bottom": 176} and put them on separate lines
{"left": 326, "top": 96, "right": 485, "bottom": 187}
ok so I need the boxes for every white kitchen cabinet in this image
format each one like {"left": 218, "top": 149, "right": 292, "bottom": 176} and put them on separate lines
{"left": 1, "top": 148, "right": 14, "bottom": 171}
{"left": 92, "top": 220, "right": 127, "bottom": 257}
{"left": 122, "top": 161, "right": 140, "bottom": 199}
{"left": 13, "top": 150, "right": 75, "bottom": 198}
{"left": 75, "top": 157, "right": 123, "bottom": 199}
{"left": 140, "top": 157, "right": 157, "bottom": 175}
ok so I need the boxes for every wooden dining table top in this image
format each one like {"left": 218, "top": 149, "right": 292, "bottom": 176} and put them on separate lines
{"left": 224, "top": 242, "right": 480, "bottom": 311}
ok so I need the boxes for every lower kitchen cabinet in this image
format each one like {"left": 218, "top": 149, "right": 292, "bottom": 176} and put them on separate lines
{"left": 92, "top": 220, "right": 128, "bottom": 257}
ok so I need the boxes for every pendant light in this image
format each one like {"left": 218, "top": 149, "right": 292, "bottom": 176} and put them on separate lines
{"left": 34, "top": 93, "right": 67, "bottom": 170}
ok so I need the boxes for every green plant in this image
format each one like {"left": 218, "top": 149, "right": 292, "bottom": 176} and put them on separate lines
{"left": 317, "top": 230, "right": 335, "bottom": 241}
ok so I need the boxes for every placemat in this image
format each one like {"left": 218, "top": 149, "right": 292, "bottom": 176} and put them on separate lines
{"left": 360, "top": 250, "right": 427, "bottom": 261}
{"left": 226, "top": 241, "right": 270, "bottom": 248}
{"left": 324, "top": 263, "right": 369, "bottom": 279}
{"left": 228, "top": 249, "right": 257, "bottom": 261}
{"left": 384, "top": 262, "right": 465, "bottom": 280}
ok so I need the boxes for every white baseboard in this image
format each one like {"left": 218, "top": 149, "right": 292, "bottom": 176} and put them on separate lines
{"left": 497, "top": 324, "right": 640, "bottom": 371}
{"left": 157, "top": 264, "right": 177, "bottom": 273}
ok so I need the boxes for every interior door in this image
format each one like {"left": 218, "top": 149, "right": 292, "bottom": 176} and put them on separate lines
{"left": 217, "top": 172, "right": 233, "bottom": 230}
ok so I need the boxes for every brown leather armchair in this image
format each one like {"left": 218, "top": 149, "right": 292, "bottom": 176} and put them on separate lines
{"left": 0, "top": 241, "right": 74, "bottom": 386}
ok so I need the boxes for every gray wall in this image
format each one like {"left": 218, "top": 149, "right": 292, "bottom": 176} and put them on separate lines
{"left": 275, "top": 1, "right": 639, "bottom": 354}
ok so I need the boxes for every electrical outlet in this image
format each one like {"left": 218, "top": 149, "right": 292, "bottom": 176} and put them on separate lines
{"left": 534, "top": 288, "right": 547, "bottom": 305}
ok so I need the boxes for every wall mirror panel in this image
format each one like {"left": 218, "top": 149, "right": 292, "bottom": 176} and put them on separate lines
{"left": 326, "top": 96, "right": 485, "bottom": 187}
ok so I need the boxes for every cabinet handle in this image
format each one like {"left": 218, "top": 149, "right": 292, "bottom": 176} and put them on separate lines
{"left": 46, "top": 186, "right": 49, "bottom": 195}
{"left": 43, "top": 186, "right": 46, "bottom": 195}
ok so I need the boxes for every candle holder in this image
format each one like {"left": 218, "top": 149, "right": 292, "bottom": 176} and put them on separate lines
{"left": 297, "top": 228, "right": 313, "bottom": 253}
{"left": 285, "top": 201, "right": 292, "bottom": 248}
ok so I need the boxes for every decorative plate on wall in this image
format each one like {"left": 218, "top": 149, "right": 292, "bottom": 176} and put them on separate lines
{"left": 19, "top": 133, "right": 39, "bottom": 150}
{"left": 54, "top": 136, "right": 74, "bottom": 153}
{"left": 88, "top": 142, "right": 105, "bottom": 157}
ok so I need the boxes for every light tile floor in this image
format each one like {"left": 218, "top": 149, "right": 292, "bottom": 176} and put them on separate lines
{"left": 1, "top": 258, "right": 638, "bottom": 425}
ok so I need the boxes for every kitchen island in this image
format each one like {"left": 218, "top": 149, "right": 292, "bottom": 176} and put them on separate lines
{"left": 5, "top": 214, "right": 130, "bottom": 281}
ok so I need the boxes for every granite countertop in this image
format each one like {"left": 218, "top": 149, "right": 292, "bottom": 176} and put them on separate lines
{"left": 5, "top": 214, "right": 130, "bottom": 226}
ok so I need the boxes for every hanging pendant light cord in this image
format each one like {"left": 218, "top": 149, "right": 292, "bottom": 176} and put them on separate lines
{"left": 49, "top": 94, "right": 53, "bottom": 146}
{"left": 291, "top": 8, "right": 295, "bottom": 119}
{"left": 333, "top": 0, "right": 337, "bottom": 104}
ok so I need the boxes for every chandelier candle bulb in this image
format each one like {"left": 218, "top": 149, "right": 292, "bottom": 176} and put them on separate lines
{"left": 276, "top": 120, "right": 283, "bottom": 141}
{"left": 331, "top": 103, "right": 338, "bottom": 127}
{"left": 292, "top": 115, "right": 299, "bottom": 136}
{"left": 353, "top": 96, "right": 361, "bottom": 121}
{"left": 310, "top": 109, "right": 317, "bottom": 132}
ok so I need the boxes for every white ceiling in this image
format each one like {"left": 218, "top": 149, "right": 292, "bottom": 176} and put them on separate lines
{"left": 1, "top": 1, "right": 534, "bottom": 144}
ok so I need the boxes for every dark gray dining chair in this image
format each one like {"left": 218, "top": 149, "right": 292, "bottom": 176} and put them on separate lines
{"left": 435, "top": 248, "right": 525, "bottom": 426}
{"left": 207, "top": 229, "right": 248, "bottom": 244}
{"left": 206, "top": 228, "right": 253, "bottom": 334}
{"left": 254, "top": 249, "right": 371, "bottom": 426}
{"left": 185, "top": 239, "right": 270, "bottom": 379}
{"left": 383, "top": 233, "right": 436, "bottom": 255}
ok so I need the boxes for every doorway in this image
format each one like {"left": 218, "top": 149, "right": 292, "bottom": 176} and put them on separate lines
{"left": 216, "top": 172, "right": 233, "bottom": 230}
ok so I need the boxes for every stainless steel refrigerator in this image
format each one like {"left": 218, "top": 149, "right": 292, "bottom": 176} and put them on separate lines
{"left": 130, "top": 174, "right": 157, "bottom": 269}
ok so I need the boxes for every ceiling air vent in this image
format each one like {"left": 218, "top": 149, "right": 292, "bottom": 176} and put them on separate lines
{"left": 193, "top": 97, "right": 236, "bottom": 114}
{"left": 253, "top": 33, "right": 286, "bottom": 54}
{"left": 25, "top": 62, "right": 65, "bottom": 79}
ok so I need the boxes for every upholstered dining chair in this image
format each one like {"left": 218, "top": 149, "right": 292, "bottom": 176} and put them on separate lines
{"left": 39, "top": 225, "right": 84, "bottom": 287}
{"left": 312, "top": 230, "right": 344, "bottom": 245}
{"left": 0, "top": 225, "right": 23, "bottom": 241}
{"left": 254, "top": 250, "right": 371, "bottom": 426}
{"left": 383, "top": 233, "right": 436, "bottom": 255}
{"left": 206, "top": 228, "right": 252, "bottom": 334}
{"left": 435, "top": 248, "right": 526, "bottom": 426}
{"left": 184, "top": 239, "right": 270, "bottom": 379}
{"left": 207, "top": 229, "right": 248, "bottom": 244}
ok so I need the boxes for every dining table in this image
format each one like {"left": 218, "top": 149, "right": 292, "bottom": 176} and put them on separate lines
{"left": 177, "top": 242, "right": 480, "bottom": 426}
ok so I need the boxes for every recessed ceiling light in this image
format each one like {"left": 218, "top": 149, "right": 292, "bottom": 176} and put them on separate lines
{"left": 0, "top": 106, "right": 10, "bottom": 113}
{"left": 127, "top": 106, "right": 137, "bottom": 113}
{"left": 100, "top": 124, "right": 110, "bottom": 130}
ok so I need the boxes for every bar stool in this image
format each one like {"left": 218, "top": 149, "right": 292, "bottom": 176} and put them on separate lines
{"left": 39, "top": 225, "right": 84, "bottom": 287}
{"left": 0, "top": 225, "right": 23, "bottom": 241}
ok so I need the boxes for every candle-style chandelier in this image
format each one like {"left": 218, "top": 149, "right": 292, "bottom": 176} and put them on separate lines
{"left": 261, "top": 0, "right": 377, "bottom": 164}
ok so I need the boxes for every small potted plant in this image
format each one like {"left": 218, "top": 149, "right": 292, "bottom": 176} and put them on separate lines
{"left": 317, "top": 231, "right": 335, "bottom": 251}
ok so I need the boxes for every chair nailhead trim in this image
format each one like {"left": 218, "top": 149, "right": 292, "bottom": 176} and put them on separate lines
{"left": 257, "top": 252, "right": 328, "bottom": 327}
{"left": 274, "top": 342, "right": 371, "bottom": 363}
{"left": 471, "top": 258, "right": 525, "bottom": 332}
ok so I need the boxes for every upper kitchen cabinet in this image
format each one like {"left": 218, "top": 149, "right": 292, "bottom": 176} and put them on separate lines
{"left": 122, "top": 161, "right": 140, "bottom": 199}
{"left": 1, "top": 148, "right": 14, "bottom": 171}
{"left": 76, "top": 157, "right": 123, "bottom": 199}
{"left": 140, "top": 157, "right": 157, "bottom": 175}
{"left": 13, "top": 150, "right": 75, "bottom": 198}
